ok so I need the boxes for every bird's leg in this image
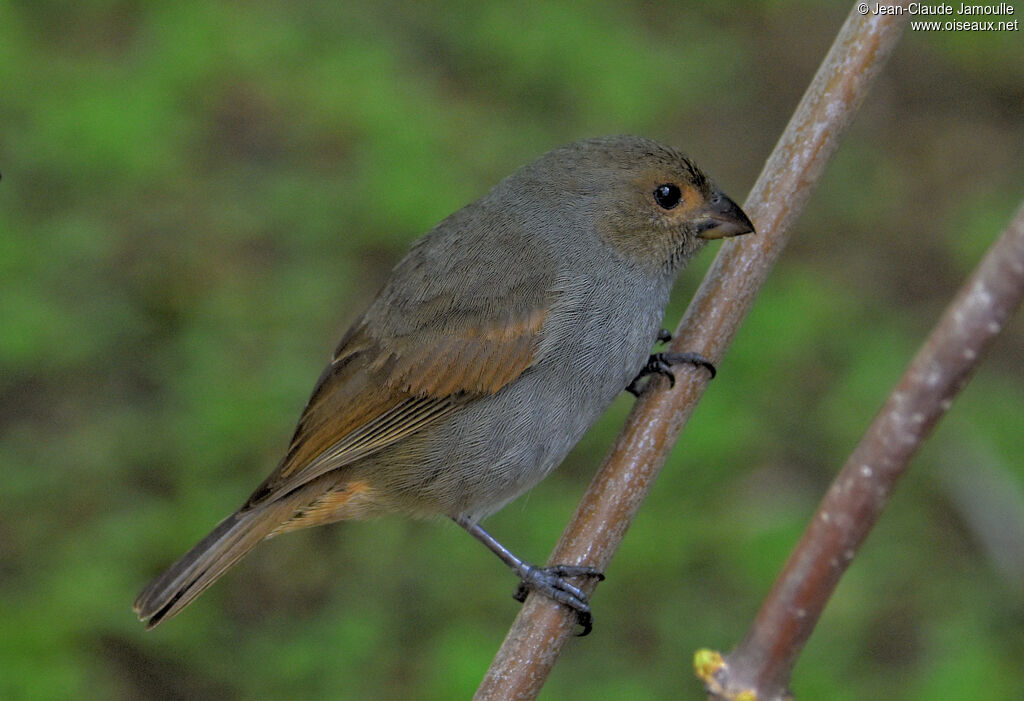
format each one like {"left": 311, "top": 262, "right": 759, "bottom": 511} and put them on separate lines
{"left": 626, "top": 347, "right": 716, "bottom": 397}
{"left": 452, "top": 515, "right": 604, "bottom": 636}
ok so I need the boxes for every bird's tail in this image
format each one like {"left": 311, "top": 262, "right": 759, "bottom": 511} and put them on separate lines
{"left": 133, "top": 500, "right": 290, "bottom": 628}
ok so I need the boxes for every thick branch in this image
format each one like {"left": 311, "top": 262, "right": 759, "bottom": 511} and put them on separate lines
{"left": 475, "top": 4, "right": 912, "bottom": 699}
{"left": 708, "top": 204, "right": 1024, "bottom": 700}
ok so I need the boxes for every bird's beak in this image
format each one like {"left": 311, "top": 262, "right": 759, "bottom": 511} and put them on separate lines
{"left": 694, "top": 191, "right": 756, "bottom": 240}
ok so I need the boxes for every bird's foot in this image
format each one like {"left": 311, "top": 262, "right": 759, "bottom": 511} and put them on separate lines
{"left": 626, "top": 351, "right": 716, "bottom": 396}
{"left": 512, "top": 564, "right": 605, "bottom": 636}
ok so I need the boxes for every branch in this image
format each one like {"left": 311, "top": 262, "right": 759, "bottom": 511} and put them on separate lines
{"left": 700, "top": 203, "right": 1024, "bottom": 700}
{"left": 475, "top": 4, "right": 912, "bottom": 699}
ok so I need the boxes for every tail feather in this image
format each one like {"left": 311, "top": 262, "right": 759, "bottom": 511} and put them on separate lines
{"left": 135, "top": 476, "right": 370, "bottom": 628}
{"left": 134, "top": 504, "right": 284, "bottom": 628}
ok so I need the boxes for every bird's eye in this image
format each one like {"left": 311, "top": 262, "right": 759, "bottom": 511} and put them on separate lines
{"left": 653, "top": 184, "right": 682, "bottom": 210}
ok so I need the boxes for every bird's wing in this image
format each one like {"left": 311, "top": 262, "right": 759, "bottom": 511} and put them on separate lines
{"left": 245, "top": 240, "right": 555, "bottom": 506}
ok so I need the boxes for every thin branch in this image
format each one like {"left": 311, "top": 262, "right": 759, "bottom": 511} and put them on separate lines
{"left": 475, "top": 4, "right": 912, "bottom": 699}
{"left": 701, "top": 203, "right": 1024, "bottom": 701}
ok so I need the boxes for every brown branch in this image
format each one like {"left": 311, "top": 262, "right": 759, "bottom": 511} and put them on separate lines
{"left": 702, "top": 205, "right": 1024, "bottom": 701}
{"left": 474, "top": 4, "right": 912, "bottom": 699}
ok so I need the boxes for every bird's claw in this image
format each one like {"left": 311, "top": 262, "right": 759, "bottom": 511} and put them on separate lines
{"left": 512, "top": 564, "right": 605, "bottom": 636}
{"left": 626, "top": 351, "right": 716, "bottom": 396}
{"left": 660, "top": 351, "right": 716, "bottom": 380}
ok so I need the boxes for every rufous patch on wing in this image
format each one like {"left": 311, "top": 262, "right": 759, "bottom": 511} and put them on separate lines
{"left": 249, "top": 304, "right": 546, "bottom": 506}
{"left": 396, "top": 306, "right": 547, "bottom": 396}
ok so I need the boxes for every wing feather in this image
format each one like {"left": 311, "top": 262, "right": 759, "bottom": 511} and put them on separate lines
{"left": 245, "top": 216, "right": 557, "bottom": 507}
{"left": 246, "top": 286, "right": 550, "bottom": 506}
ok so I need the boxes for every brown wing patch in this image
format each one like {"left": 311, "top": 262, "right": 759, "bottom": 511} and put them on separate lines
{"left": 246, "top": 305, "right": 546, "bottom": 507}
{"left": 380, "top": 306, "right": 547, "bottom": 396}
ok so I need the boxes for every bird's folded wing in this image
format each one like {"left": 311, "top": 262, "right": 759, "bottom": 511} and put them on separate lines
{"left": 245, "top": 266, "right": 553, "bottom": 506}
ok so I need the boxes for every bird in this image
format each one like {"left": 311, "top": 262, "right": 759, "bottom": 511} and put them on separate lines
{"left": 134, "top": 135, "right": 755, "bottom": 634}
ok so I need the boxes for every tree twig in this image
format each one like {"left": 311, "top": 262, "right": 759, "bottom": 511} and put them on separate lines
{"left": 475, "top": 4, "right": 912, "bottom": 699}
{"left": 700, "top": 204, "right": 1024, "bottom": 700}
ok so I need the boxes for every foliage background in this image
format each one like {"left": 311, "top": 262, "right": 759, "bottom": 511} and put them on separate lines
{"left": 1, "top": 1, "right": 1022, "bottom": 699}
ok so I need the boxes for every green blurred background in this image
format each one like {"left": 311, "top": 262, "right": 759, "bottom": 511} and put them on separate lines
{"left": 1, "top": 1, "right": 1022, "bottom": 699}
